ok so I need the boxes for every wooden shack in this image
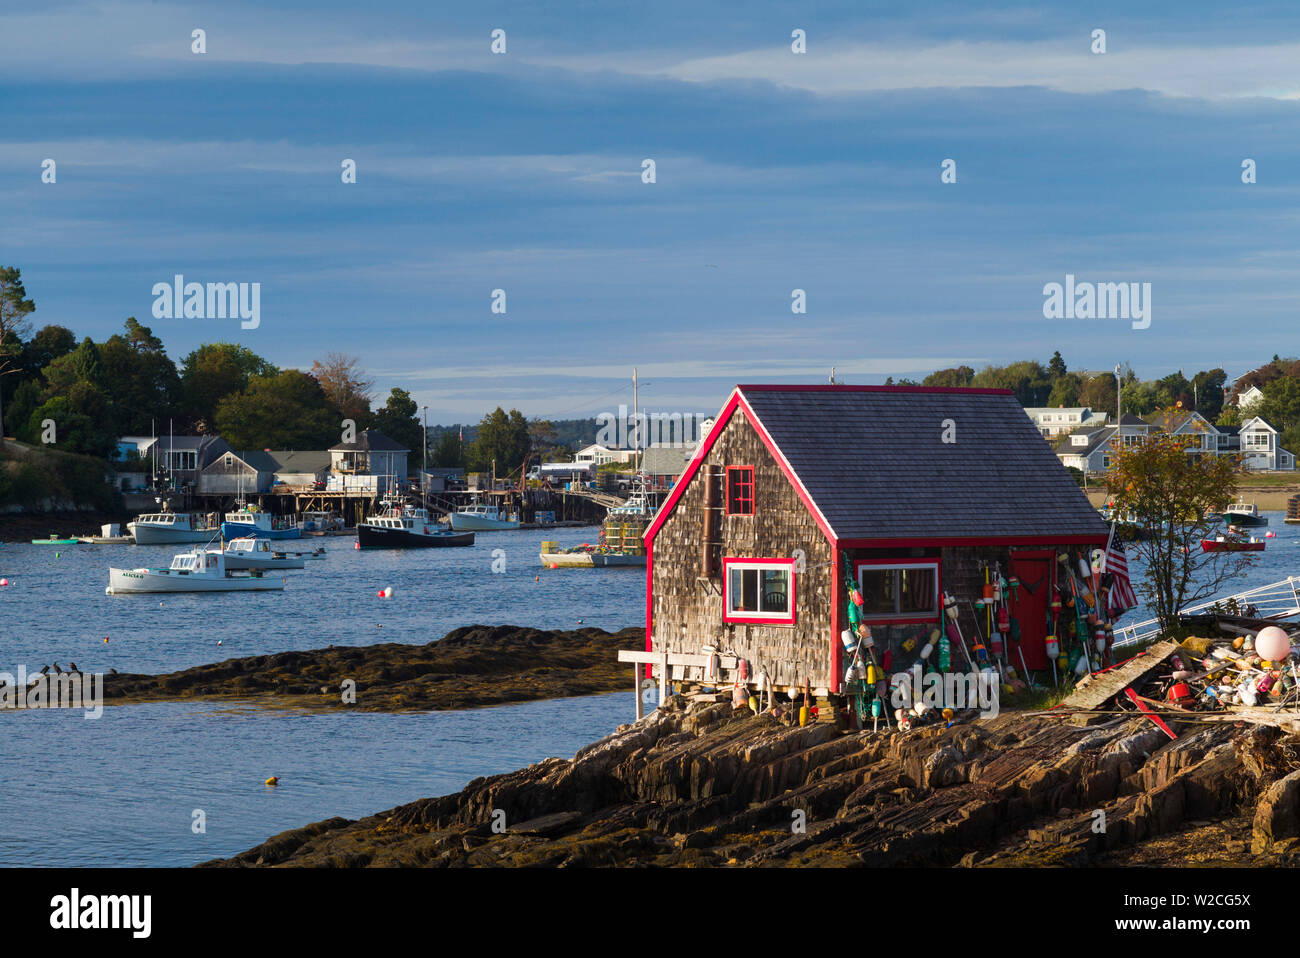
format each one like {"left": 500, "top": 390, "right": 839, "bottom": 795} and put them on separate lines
{"left": 639, "top": 385, "right": 1112, "bottom": 695}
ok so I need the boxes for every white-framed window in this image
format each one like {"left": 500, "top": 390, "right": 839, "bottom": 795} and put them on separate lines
{"left": 854, "top": 560, "right": 940, "bottom": 622}
{"left": 1245, "top": 432, "right": 1271, "bottom": 449}
{"left": 723, "top": 559, "right": 795, "bottom": 624}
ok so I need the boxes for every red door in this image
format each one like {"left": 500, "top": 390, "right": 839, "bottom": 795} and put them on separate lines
{"left": 1009, "top": 551, "right": 1053, "bottom": 671}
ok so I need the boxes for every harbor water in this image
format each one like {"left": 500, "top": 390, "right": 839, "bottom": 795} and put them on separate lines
{"left": 0, "top": 526, "right": 639, "bottom": 866}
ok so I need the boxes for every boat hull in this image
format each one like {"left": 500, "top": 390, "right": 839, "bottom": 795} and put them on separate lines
{"left": 539, "top": 551, "right": 644, "bottom": 567}
{"left": 106, "top": 568, "right": 286, "bottom": 594}
{"left": 357, "top": 526, "right": 475, "bottom": 548}
{"left": 1200, "top": 540, "right": 1265, "bottom": 552}
{"left": 127, "top": 524, "right": 216, "bottom": 545}
{"left": 1220, "top": 513, "right": 1268, "bottom": 527}
{"left": 220, "top": 522, "right": 301, "bottom": 540}
{"left": 592, "top": 553, "right": 645, "bottom": 567}
{"left": 449, "top": 514, "right": 521, "bottom": 531}
{"left": 540, "top": 551, "right": 596, "bottom": 567}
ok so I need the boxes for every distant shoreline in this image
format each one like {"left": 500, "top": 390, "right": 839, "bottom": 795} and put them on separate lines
{"left": 1085, "top": 485, "right": 1300, "bottom": 511}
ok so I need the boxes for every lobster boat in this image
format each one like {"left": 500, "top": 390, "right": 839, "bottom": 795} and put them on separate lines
{"left": 220, "top": 502, "right": 301, "bottom": 541}
{"left": 449, "top": 503, "right": 520, "bottom": 531}
{"left": 106, "top": 549, "right": 287, "bottom": 594}
{"left": 1219, "top": 502, "right": 1268, "bottom": 527}
{"left": 127, "top": 508, "right": 219, "bottom": 544}
{"left": 358, "top": 499, "right": 475, "bottom": 548}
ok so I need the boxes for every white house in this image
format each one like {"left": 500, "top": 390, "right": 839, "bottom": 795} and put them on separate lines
{"left": 1239, "top": 417, "right": 1296, "bottom": 471}
{"left": 1024, "top": 407, "right": 1109, "bottom": 439}
{"left": 1235, "top": 384, "right": 1265, "bottom": 411}
{"left": 575, "top": 443, "right": 636, "bottom": 466}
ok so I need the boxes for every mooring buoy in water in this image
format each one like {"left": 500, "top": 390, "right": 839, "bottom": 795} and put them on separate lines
{"left": 265, "top": 776, "right": 279, "bottom": 787}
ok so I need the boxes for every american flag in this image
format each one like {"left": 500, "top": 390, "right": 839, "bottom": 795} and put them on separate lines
{"left": 1101, "top": 522, "right": 1138, "bottom": 617}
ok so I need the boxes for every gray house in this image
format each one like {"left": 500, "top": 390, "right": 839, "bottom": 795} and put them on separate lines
{"left": 328, "top": 429, "right": 409, "bottom": 493}
{"left": 197, "top": 450, "right": 278, "bottom": 495}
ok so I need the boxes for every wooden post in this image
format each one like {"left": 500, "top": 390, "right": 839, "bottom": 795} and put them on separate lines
{"left": 657, "top": 651, "right": 669, "bottom": 709}
{"left": 634, "top": 664, "right": 644, "bottom": 720}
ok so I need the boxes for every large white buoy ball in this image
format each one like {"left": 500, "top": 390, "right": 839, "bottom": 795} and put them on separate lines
{"left": 1255, "top": 626, "right": 1291, "bottom": 663}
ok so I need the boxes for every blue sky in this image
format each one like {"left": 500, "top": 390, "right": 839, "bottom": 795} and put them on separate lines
{"left": 3, "top": 1, "right": 1300, "bottom": 422}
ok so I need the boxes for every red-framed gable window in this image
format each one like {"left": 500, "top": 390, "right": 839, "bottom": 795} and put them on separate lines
{"left": 726, "top": 466, "right": 754, "bottom": 515}
{"left": 723, "top": 558, "right": 796, "bottom": 625}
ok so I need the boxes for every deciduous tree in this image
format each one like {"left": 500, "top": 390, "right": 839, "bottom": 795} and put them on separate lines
{"left": 1107, "top": 416, "right": 1250, "bottom": 636}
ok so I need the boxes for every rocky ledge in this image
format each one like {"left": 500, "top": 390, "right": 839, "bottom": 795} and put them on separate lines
{"left": 99, "top": 625, "right": 642, "bottom": 712}
{"left": 203, "top": 692, "right": 1300, "bottom": 867}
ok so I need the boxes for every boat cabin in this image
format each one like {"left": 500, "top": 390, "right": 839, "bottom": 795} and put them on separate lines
{"left": 224, "top": 505, "right": 296, "bottom": 532}
{"left": 135, "top": 512, "right": 200, "bottom": 529}
{"left": 457, "top": 505, "right": 508, "bottom": 520}
{"left": 641, "top": 385, "right": 1111, "bottom": 693}
{"left": 169, "top": 552, "right": 222, "bottom": 574}
{"left": 368, "top": 508, "right": 431, "bottom": 531}
{"left": 226, "top": 538, "right": 276, "bottom": 554}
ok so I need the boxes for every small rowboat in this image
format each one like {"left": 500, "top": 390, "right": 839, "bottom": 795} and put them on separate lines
{"left": 1200, "top": 535, "right": 1265, "bottom": 552}
{"left": 32, "top": 535, "right": 78, "bottom": 545}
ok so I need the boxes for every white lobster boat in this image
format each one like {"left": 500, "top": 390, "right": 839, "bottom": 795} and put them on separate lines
{"left": 127, "top": 509, "right": 219, "bottom": 545}
{"left": 449, "top": 503, "right": 521, "bottom": 531}
{"left": 106, "top": 549, "right": 287, "bottom": 594}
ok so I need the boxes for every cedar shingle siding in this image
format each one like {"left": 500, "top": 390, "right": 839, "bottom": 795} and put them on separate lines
{"left": 650, "top": 408, "right": 835, "bottom": 689}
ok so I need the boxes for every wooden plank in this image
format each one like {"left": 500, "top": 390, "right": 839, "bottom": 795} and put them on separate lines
{"left": 1123, "top": 688, "right": 1178, "bottom": 740}
{"left": 617, "top": 650, "right": 740, "bottom": 669}
{"left": 1062, "top": 639, "right": 1181, "bottom": 711}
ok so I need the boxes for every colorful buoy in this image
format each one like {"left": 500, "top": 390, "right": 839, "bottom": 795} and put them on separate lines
{"left": 265, "top": 776, "right": 279, "bottom": 787}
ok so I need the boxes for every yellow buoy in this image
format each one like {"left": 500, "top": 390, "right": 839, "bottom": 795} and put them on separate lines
{"left": 265, "top": 776, "right": 279, "bottom": 787}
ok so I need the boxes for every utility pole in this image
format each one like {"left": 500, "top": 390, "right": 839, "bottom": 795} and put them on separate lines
{"left": 422, "top": 406, "right": 428, "bottom": 475}
{"left": 632, "top": 367, "right": 640, "bottom": 474}
{"left": 1114, "top": 364, "right": 1122, "bottom": 422}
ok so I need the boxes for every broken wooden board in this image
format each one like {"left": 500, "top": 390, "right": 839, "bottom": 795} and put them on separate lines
{"left": 1123, "top": 688, "right": 1178, "bottom": 740}
{"left": 1062, "top": 639, "right": 1182, "bottom": 712}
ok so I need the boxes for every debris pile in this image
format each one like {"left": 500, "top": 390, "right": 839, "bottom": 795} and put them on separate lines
{"left": 1055, "top": 625, "right": 1300, "bottom": 735}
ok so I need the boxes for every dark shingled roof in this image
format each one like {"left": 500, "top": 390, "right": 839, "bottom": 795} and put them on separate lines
{"left": 329, "top": 428, "right": 408, "bottom": 452}
{"left": 1053, "top": 425, "right": 1116, "bottom": 457}
{"left": 739, "top": 386, "right": 1109, "bottom": 542}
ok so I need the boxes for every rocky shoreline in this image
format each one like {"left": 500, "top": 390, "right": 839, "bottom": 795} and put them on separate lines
{"left": 96, "top": 625, "right": 642, "bottom": 712}
{"left": 202, "top": 689, "right": 1300, "bottom": 867}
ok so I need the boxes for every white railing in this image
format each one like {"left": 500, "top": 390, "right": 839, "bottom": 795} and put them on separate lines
{"left": 1113, "top": 575, "right": 1300, "bottom": 649}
